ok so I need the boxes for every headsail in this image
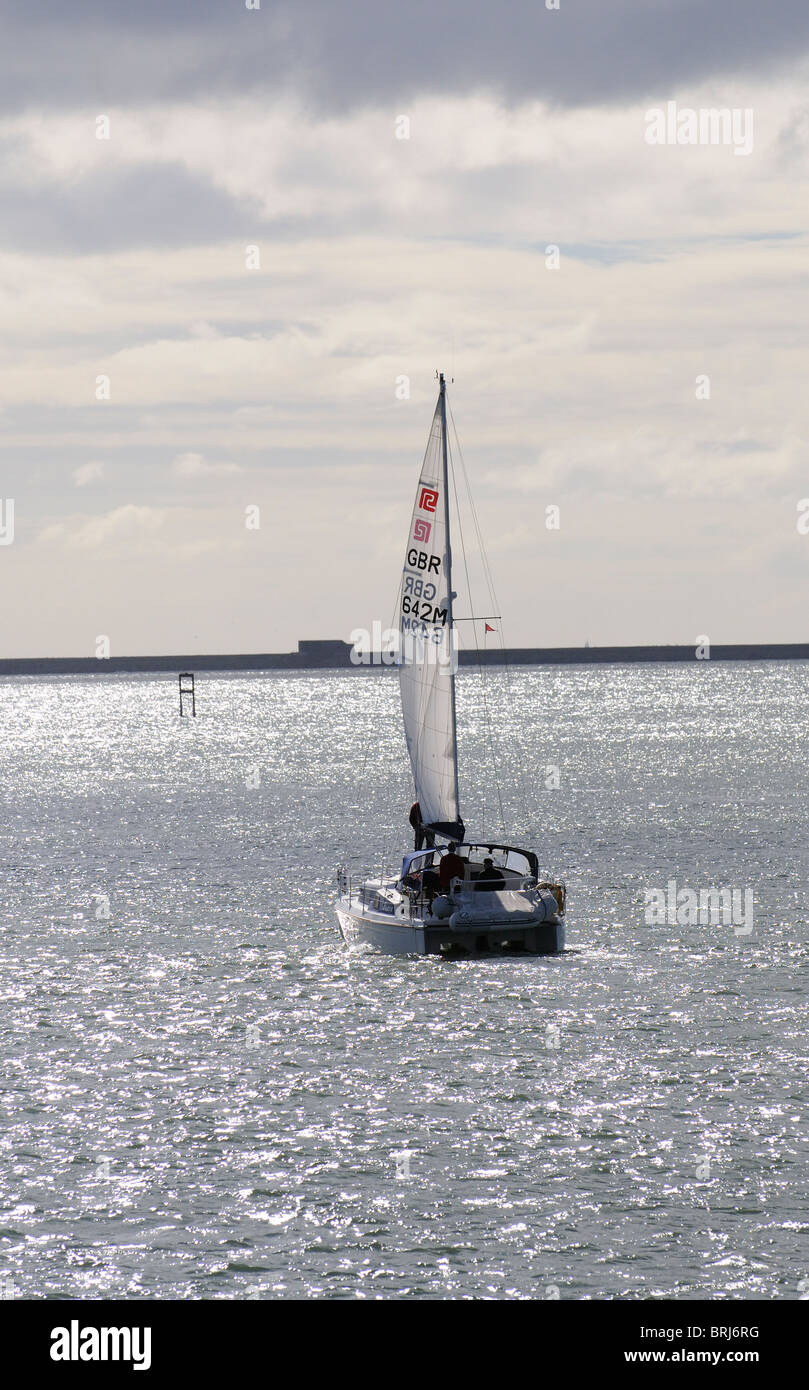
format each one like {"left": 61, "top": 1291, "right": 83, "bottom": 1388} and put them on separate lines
{"left": 398, "top": 377, "right": 462, "bottom": 838}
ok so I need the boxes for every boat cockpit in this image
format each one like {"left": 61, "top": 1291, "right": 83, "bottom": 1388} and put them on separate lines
{"left": 399, "top": 842, "right": 539, "bottom": 892}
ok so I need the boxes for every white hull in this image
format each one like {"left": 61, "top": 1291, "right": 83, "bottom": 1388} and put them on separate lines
{"left": 335, "top": 895, "right": 565, "bottom": 957}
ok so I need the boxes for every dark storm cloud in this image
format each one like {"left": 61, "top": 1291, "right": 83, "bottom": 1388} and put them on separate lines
{"left": 0, "top": 1, "right": 807, "bottom": 114}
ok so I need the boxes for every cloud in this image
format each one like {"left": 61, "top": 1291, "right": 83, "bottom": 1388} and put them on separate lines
{"left": 0, "top": 155, "right": 250, "bottom": 254}
{"left": 1, "top": 14, "right": 808, "bottom": 653}
{"left": 0, "top": 2, "right": 808, "bottom": 114}
{"left": 171, "top": 452, "right": 242, "bottom": 477}
{"left": 3, "top": 84, "right": 804, "bottom": 263}
{"left": 38, "top": 504, "right": 168, "bottom": 551}
{"left": 72, "top": 461, "right": 104, "bottom": 487}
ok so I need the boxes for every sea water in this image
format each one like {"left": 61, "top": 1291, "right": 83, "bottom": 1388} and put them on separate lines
{"left": 0, "top": 662, "right": 807, "bottom": 1300}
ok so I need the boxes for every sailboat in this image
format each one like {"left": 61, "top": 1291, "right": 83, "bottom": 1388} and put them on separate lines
{"left": 335, "top": 373, "right": 566, "bottom": 956}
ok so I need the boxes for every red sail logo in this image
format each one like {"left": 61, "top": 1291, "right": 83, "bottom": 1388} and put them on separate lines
{"left": 418, "top": 487, "right": 438, "bottom": 513}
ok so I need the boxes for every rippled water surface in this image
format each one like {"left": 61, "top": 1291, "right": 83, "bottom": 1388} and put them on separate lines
{"left": 0, "top": 663, "right": 807, "bottom": 1300}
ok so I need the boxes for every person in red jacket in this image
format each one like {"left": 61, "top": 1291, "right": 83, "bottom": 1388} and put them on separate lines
{"left": 439, "top": 842, "right": 465, "bottom": 893}
{"left": 409, "top": 801, "right": 435, "bottom": 851}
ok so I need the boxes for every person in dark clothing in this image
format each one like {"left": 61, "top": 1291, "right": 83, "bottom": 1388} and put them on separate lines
{"left": 409, "top": 801, "right": 435, "bottom": 851}
{"left": 421, "top": 867, "right": 440, "bottom": 903}
{"left": 474, "top": 857, "right": 505, "bottom": 891}
{"left": 439, "top": 842, "right": 465, "bottom": 892}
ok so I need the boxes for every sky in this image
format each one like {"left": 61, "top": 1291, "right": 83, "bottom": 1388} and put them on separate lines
{"left": 1, "top": 0, "right": 808, "bottom": 656}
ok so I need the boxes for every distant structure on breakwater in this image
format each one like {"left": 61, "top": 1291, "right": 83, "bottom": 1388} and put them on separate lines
{"left": 1, "top": 639, "right": 809, "bottom": 677}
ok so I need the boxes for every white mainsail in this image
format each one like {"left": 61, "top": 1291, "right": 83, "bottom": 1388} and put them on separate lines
{"left": 398, "top": 377, "right": 461, "bottom": 835}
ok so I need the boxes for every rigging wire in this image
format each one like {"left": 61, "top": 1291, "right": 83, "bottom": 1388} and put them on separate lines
{"left": 446, "top": 425, "right": 506, "bottom": 838}
{"left": 447, "top": 398, "right": 538, "bottom": 845}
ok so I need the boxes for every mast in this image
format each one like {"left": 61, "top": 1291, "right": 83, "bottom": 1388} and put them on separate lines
{"left": 438, "top": 372, "right": 461, "bottom": 820}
